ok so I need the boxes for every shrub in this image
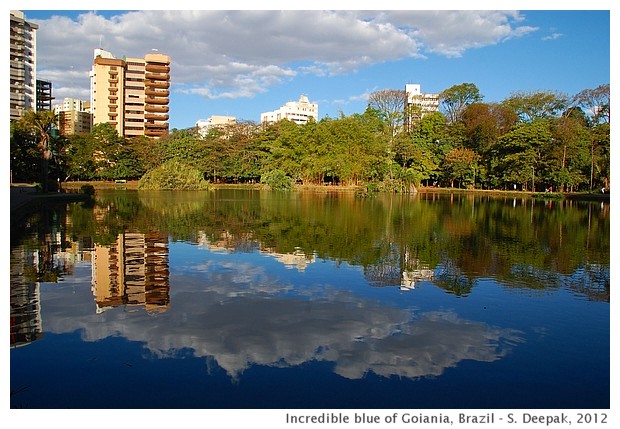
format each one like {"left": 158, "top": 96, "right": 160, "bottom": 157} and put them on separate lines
{"left": 261, "top": 169, "right": 294, "bottom": 191}
{"left": 138, "top": 160, "right": 210, "bottom": 190}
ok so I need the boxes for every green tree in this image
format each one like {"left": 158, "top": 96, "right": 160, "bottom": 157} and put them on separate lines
{"left": 547, "top": 117, "right": 590, "bottom": 192}
{"left": 573, "top": 84, "right": 610, "bottom": 125}
{"left": 263, "top": 119, "right": 306, "bottom": 182}
{"left": 588, "top": 123, "right": 610, "bottom": 190}
{"left": 443, "top": 148, "right": 478, "bottom": 188}
{"left": 492, "top": 120, "right": 553, "bottom": 191}
{"left": 367, "top": 89, "right": 406, "bottom": 140}
{"left": 10, "top": 121, "right": 42, "bottom": 183}
{"left": 90, "top": 123, "right": 126, "bottom": 180}
{"left": 461, "top": 103, "right": 518, "bottom": 188}
{"left": 502, "top": 90, "right": 569, "bottom": 123}
{"left": 439, "top": 83, "right": 483, "bottom": 124}
{"left": 12, "top": 110, "right": 59, "bottom": 191}
{"left": 393, "top": 126, "right": 438, "bottom": 189}
{"left": 65, "top": 132, "right": 96, "bottom": 180}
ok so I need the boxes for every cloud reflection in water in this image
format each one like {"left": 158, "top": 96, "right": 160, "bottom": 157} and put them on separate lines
{"left": 40, "top": 253, "right": 524, "bottom": 382}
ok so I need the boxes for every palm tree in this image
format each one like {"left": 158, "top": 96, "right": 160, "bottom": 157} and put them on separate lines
{"left": 19, "top": 110, "right": 58, "bottom": 192}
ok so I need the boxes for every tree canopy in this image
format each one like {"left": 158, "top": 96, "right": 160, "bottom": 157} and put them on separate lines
{"left": 10, "top": 83, "right": 610, "bottom": 194}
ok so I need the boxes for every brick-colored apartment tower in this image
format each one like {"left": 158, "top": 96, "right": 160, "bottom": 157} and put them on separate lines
{"left": 90, "top": 49, "right": 170, "bottom": 139}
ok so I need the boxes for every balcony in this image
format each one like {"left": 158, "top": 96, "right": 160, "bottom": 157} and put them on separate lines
{"left": 145, "top": 72, "right": 169, "bottom": 81}
{"left": 145, "top": 105, "right": 169, "bottom": 113}
{"left": 145, "top": 113, "right": 169, "bottom": 121}
{"left": 145, "top": 64, "right": 170, "bottom": 73}
{"left": 145, "top": 88, "right": 170, "bottom": 97}
{"left": 145, "top": 128, "right": 168, "bottom": 138}
{"left": 145, "top": 97, "right": 169, "bottom": 105}
{"left": 145, "top": 80, "right": 170, "bottom": 89}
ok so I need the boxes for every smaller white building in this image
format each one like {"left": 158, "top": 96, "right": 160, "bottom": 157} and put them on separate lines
{"left": 53, "top": 97, "right": 90, "bottom": 115}
{"left": 405, "top": 84, "right": 439, "bottom": 115}
{"left": 261, "top": 95, "right": 318, "bottom": 125}
{"left": 195, "top": 115, "right": 236, "bottom": 136}
{"left": 404, "top": 84, "right": 440, "bottom": 130}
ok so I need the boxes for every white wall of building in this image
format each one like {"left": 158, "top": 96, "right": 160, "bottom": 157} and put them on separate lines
{"left": 261, "top": 95, "right": 318, "bottom": 125}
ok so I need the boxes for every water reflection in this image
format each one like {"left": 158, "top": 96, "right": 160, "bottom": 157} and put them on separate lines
{"left": 31, "top": 246, "right": 525, "bottom": 381}
{"left": 9, "top": 190, "right": 610, "bottom": 408}
{"left": 10, "top": 248, "right": 43, "bottom": 348}
{"left": 93, "top": 231, "right": 169, "bottom": 313}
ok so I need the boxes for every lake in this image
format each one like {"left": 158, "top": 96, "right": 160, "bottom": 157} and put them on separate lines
{"left": 9, "top": 188, "right": 610, "bottom": 409}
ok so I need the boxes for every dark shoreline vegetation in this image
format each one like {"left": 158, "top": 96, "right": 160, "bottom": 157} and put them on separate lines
{"left": 10, "top": 84, "right": 609, "bottom": 195}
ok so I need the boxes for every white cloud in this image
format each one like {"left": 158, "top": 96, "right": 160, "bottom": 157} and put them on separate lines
{"left": 30, "top": 10, "right": 537, "bottom": 102}
{"left": 367, "top": 10, "right": 538, "bottom": 57}
{"left": 542, "top": 32, "right": 564, "bottom": 41}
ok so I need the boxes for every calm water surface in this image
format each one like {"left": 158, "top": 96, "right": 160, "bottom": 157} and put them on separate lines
{"left": 10, "top": 189, "right": 610, "bottom": 409}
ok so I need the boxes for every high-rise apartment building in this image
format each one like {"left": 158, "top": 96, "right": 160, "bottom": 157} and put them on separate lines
{"left": 10, "top": 10, "right": 38, "bottom": 121}
{"left": 404, "top": 83, "right": 440, "bottom": 130}
{"left": 261, "top": 95, "right": 318, "bottom": 126}
{"left": 90, "top": 49, "right": 171, "bottom": 139}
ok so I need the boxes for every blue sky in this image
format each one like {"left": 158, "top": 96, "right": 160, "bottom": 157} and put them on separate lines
{"left": 15, "top": 2, "right": 614, "bottom": 130}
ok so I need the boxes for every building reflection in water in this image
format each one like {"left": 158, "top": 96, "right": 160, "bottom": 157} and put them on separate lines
{"left": 92, "top": 232, "right": 170, "bottom": 313}
{"left": 364, "top": 244, "right": 435, "bottom": 291}
{"left": 10, "top": 247, "right": 43, "bottom": 348}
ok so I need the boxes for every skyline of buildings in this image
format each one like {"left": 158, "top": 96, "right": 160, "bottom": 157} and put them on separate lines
{"left": 10, "top": 9, "right": 441, "bottom": 140}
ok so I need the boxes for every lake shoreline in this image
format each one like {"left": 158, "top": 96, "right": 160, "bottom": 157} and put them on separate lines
{"left": 53, "top": 180, "right": 611, "bottom": 202}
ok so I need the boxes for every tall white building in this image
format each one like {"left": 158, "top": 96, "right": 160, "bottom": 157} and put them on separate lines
{"left": 261, "top": 95, "right": 318, "bottom": 126}
{"left": 404, "top": 84, "right": 439, "bottom": 130}
{"left": 10, "top": 10, "right": 38, "bottom": 121}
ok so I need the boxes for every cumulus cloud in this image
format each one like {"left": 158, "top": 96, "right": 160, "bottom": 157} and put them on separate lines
{"left": 30, "top": 10, "right": 537, "bottom": 101}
